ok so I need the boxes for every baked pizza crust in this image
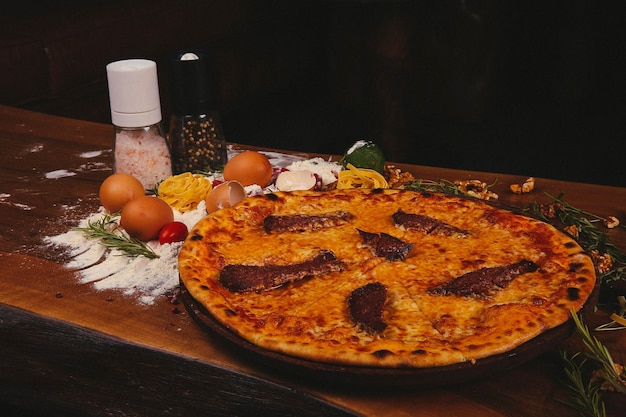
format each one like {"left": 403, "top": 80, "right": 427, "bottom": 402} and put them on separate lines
{"left": 178, "top": 189, "right": 596, "bottom": 368}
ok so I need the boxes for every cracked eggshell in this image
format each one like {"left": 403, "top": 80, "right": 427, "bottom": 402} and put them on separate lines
{"left": 275, "top": 169, "right": 317, "bottom": 191}
{"left": 205, "top": 181, "right": 247, "bottom": 213}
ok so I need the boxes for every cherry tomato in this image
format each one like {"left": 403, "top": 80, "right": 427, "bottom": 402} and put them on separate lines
{"left": 158, "top": 221, "right": 189, "bottom": 245}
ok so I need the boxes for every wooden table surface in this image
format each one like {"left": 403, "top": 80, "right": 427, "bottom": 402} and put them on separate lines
{"left": 1, "top": 104, "right": 625, "bottom": 416}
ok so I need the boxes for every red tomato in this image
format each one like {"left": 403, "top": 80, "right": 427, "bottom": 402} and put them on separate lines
{"left": 158, "top": 221, "right": 189, "bottom": 245}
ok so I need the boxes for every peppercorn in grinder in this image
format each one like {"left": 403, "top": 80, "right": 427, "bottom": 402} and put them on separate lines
{"left": 167, "top": 50, "right": 227, "bottom": 174}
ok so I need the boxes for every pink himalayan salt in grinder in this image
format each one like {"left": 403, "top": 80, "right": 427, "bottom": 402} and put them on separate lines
{"left": 106, "top": 59, "right": 172, "bottom": 190}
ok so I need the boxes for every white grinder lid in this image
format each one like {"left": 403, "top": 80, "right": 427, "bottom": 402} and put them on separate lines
{"left": 106, "top": 59, "right": 162, "bottom": 127}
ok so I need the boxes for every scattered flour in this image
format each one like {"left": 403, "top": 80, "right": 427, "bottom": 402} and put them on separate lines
{"left": 284, "top": 157, "right": 342, "bottom": 186}
{"left": 13, "top": 202, "right": 34, "bottom": 211}
{"left": 79, "top": 161, "right": 109, "bottom": 171}
{"left": 80, "top": 150, "right": 104, "bottom": 158}
{"left": 43, "top": 149, "right": 110, "bottom": 180}
{"left": 45, "top": 169, "right": 77, "bottom": 179}
{"left": 0, "top": 193, "right": 34, "bottom": 211}
{"left": 28, "top": 144, "right": 44, "bottom": 153}
{"left": 44, "top": 149, "right": 340, "bottom": 305}
{"left": 45, "top": 202, "right": 207, "bottom": 305}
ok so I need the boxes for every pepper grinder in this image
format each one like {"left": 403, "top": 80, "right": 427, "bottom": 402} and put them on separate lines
{"left": 106, "top": 59, "right": 172, "bottom": 190}
{"left": 168, "top": 50, "right": 227, "bottom": 174}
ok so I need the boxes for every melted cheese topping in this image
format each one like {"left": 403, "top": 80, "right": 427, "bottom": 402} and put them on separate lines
{"left": 179, "top": 189, "right": 596, "bottom": 368}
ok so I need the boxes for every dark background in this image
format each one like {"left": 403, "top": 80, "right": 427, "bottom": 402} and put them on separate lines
{"left": 2, "top": 0, "right": 625, "bottom": 187}
{"left": 225, "top": 1, "right": 626, "bottom": 187}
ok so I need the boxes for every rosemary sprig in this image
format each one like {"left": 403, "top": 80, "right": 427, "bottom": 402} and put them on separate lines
{"left": 561, "top": 351, "right": 606, "bottom": 417}
{"left": 527, "top": 193, "right": 626, "bottom": 286}
{"left": 527, "top": 197, "right": 626, "bottom": 413}
{"left": 545, "top": 192, "right": 626, "bottom": 231}
{"left": 572, "top": 311, "right": 626, "bottom": 394}
{"left": 147, "top": 182, "right": 160, "bottom": 197}
{"left": 530, "top": 192, "right": 626, "bottom": 257}
{"left": 404, "top": 179, "right": 466, "bottom": 195}
{"left": 561, "top": 311, "right": 626, "bottom": 416}
{"left": 74, "top": 212, "right": 159, "bottom": 259}
{"left": 404, "top": 178, "right": 498, "bottom": 200}
{"left": 196, "top": 167, "right": 224, "bottom": 176}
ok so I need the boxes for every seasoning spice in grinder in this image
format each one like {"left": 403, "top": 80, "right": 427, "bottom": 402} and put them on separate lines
{"left": 168, "top": 51, "right": 227, "bottom": 174}
{"left": 106, "top": 59, "right": 172, "bottom": 189}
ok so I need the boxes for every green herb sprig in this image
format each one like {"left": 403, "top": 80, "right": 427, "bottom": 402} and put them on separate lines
{"left": 529, "top": 192, "right": 626, "bottom": 255}
{"left": 74, "top": 212, "right": 159, "bottom": 259}
{"left": 404, "top": 179, "right": 467, "bottom": 195}
{"left": 527, "top": 192, "right": 626, "bottom": 286}
{"left": 404, "top": 178, "right": 498, "bottom": 199}
{"left": 561, "top": 312, "right": 626, "bottom": 417}
{"left": 542, "top": 192, "right": 626, "bottom": 231}
{"left": 571, "top": 311, "right": 626, "bottom": 394}
{"left": 561, "top": 351, "right": 606, "bottom": 417}
{"left": 147, "top": 182, "right": 160, "bottom": 197}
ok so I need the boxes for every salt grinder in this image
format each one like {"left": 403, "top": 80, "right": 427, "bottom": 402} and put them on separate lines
{"left": 106, "top": 59, "right": 172, "bottom": 190}
{"left": 168, "top": 51, "right": 227, "bottom": 174}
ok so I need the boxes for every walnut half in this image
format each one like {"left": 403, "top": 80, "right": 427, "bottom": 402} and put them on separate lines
{"left": 510, "top": 177, "right": 535, "bottom": 194}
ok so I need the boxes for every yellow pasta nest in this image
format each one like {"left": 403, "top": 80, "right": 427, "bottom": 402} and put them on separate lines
{"left": 336, "top": 163, "right": 389, "bottom": 189}
{"left": 158, "top": 172, "right": 213, "bottom": 212}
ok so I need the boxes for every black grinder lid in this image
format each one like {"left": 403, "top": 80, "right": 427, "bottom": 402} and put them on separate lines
{"left": 169, "top": 50, "right": 217, "bottom": 115}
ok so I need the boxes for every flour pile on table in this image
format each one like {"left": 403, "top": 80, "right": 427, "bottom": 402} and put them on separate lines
{"left": 44, "top": 150, "right": 342, "bottom": 304}
{"left": 45, "top": 203, "right": 207, "bottom": 304}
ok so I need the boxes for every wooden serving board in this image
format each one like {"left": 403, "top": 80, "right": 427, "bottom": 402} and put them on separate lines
{"left": 179, "top": 280, "right": 582, "bottom": 387}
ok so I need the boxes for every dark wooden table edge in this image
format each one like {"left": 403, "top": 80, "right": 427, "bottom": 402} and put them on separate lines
{"left": 0, "top": 303, "right": 358, "bottom": 417}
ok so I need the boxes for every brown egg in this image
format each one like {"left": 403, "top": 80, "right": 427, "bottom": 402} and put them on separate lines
{"left": 99, "top": 173, "right": 145, "bottom": 213}
{"left": 120, "top": 196, "right": 174, "bottom": 241}
{"left": 223, "top": 151, "right": 273, "bottom": 187}
{"left": 205, "top": 181, "right": 247, "bottom": 213}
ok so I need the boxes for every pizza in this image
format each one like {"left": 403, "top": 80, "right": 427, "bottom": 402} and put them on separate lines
{"left": 178, "top": 188, "right": 596, "bottom": 368}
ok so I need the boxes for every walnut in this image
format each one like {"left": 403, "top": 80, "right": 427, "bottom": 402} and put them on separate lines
{"left": 384, "top": 165, "right": 415, "bottom": 189}
{"left": 455, "top": 179, "right": 498, "bottom": 200}
{"left": 539, "top": 203, "right": 558, "bottom": 219}
{"left": 604, "top": 215, "right": 620, "bottom": 229}
{"left": 591, "top": 363, "right": 626, "bottom": 392}
{"left": 590, "top": 249, "right": 613, "bottom": 274}
{"left": 510, "top": 177, "right": 535, "bottom": 194}
{"left": 522, "top": 177, "right": 535, "bottom": 193}
{"left": 564, "top": 225, "right": 579, "bottom": 238}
